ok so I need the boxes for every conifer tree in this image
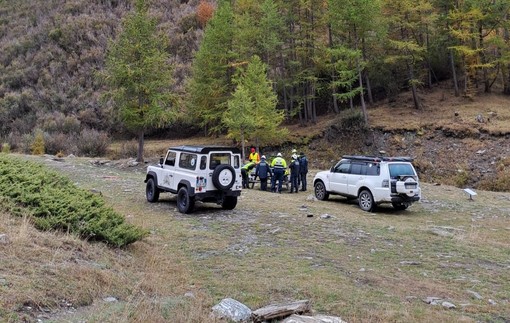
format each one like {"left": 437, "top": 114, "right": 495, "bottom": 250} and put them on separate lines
{"left": 187, "top": 0, "right": 234, "bottom": 136}
{"left": 104, "top": 0, "right": 175, "bottom": 162}
{"left": 224, "top": 55, "right": 287, "bottom": 158}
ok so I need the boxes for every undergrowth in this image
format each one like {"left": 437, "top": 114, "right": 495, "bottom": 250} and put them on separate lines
{"left": 0, "top": 155, "right": 146, "bottom": 247}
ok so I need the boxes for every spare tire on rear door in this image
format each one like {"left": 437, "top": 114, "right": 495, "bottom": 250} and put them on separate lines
{"left": 212, "top": 164, "right": 236, "bottom": 190}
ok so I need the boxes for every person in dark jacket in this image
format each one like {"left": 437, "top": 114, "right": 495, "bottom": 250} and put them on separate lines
{"left": 299, "top": 152, "right": 308, "bottom": 191}
{"left": 254, "top": 155, "right": 272, "bottom": 191}
{"left": 288, "top": 154, "right": 300, "bottom": 193}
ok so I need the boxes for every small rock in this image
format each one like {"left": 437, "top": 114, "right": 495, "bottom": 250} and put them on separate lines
{"left": 442, "top": 301, "right": 456, "bottom": 309}
{"left": 423, "top": 297, "right": 442, "bottom": 305}
{"left": 282, "top": 314, "right": 347, "bottom": 323}
{"left": 211, "top": 298, "right": 252, "bottom": 322}
{"left": 67, "top": 154, "right": 75, "bottom": 158}
{"left": 359, "top": 268, "right": 365, "bottom": 272}
{"left": 467, "top": 290, "right": 483, "bottom": 300}
{"left": 103, "top": 296, "right": 118, "bottom": 303}
{"left": 488, "top": 299, "right": 497, "bottom": 305}
{"left": 184, "top": 292, "right": 195, "bottom": 298}
{"left": 0, "top": 278, "right": 8, "bottom": 286}
{"left": 0, "top": 234, "right": 10, "bottom": 244}
{"left": 320, "top": 214, "right": 331, "bottom": 219}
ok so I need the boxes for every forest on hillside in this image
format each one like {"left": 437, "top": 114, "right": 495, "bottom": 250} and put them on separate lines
{"left": 1, "top": 0, "right": 510, "bottom": 156}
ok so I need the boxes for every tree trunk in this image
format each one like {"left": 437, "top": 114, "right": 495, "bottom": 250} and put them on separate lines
{"left": 450, "top": 50, "right": 459, "bottom": 96}
{"left": 137, "top": 130, "right": 144, "bottom": 163}
{"left": 479, "top": 23, "right": 490, "bottom": 93}
{"left": 408, "top": 63, "right": 421, "bottom": 109}
{"left": 365, "top": 73, "right": 373, "bottom": 105}
{"left": 240, "top": 131, "right": 245, "bottom": 162}
{"left": 358, "top": 70, "right": 368, "bottom": 125}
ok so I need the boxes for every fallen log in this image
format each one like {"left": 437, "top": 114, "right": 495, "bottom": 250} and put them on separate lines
{"left": 252, "top": 300, "right": 311, "bottom": 322}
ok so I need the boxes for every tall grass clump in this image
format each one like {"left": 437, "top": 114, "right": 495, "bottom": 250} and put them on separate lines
{"left": 0, "top": 155, "right": 146, "bottom": 247}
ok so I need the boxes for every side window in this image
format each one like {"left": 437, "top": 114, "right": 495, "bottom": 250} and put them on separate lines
{"left": 200, "top": 156, "right": 207, "bottom": 170}
{"left": 233, "top": 155, "right": 240, "bottom": 168}
{"left": 165, "top": 151, "right": 176, "bottom": 166}
{"left": 366, "top": 163, "right": 380, "bottom": 176}
{"left": 351, "top": 163, "right": 363, "bottom": 175}
{"left": 179, "top": 153, "right": 197, "bottom": 170}
{"left": 335, "top": 162, "right": 351, "bottom": 174}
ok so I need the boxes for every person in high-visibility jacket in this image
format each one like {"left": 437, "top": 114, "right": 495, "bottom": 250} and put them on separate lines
{"left": 270, "top": 152, "right": 287, "bottom": 193}
{"left": 241, "top": 160, "right": 256, "bottom": 189}
{"left": 249, "top": 147, "right": 260, "bottom": 164}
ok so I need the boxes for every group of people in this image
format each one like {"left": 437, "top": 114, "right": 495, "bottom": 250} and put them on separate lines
{"left": 241, "top": 147, "right": 309, "bottom": 194}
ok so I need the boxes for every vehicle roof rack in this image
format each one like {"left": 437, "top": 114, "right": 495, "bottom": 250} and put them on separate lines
{"left": 169, "top": 145, "right": 241, "bottom": 154}
{"left": 342, "top": 155, "right": 414, "bottom": 162}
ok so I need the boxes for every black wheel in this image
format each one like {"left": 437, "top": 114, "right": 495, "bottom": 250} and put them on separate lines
{"left": 314, "top": 181, "right": 329, "bottom": 200}
{"left": 212, "top": 164, "right": 236, "bottom": 191}
{"left": 358, "top": 189, "right": 375, "bottom": 212}
{"left": 177, "top": 187, "right": 195, "bottom": 214}
{"left": 392, "top": 202, "right": 408, "bottom": 210}
{"left": 221, "top": 196, "right": 238, "bottom": 210}
{"left": 146, "top": 178, "right": 159, "bottom": 203}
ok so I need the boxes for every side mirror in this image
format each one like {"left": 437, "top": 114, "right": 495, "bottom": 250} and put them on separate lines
{"left": 159, "top": 157, "right": 164, "bottom": 167}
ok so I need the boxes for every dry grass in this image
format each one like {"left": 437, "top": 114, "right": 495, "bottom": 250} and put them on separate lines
{"left": 2, "top": 153, "right": 510, "bottom": 322}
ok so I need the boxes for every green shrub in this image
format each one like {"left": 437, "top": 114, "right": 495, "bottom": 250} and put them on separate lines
{"left": 31, "top": 130, "right": 45, "bottom": 155}
{"left": 1, "top": 143, "right": 10, "bottom": 153}
{"left": 0, "top": 155, "right": 146, "bottom": 247}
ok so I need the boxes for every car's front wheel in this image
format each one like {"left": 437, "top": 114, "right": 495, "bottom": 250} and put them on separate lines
{"left": 358, "top": 189, "right": 375, "bottom": 212}
{"left": 221, "top": 196, "right": 238, "bottom": 210}
{"left": 177, "top": 187, "right": 195, "bottom": 214}
{"left": 146, "top": 178, "right": 160, "bottom": 203}
{"left": 314, "top": 181, "right": 329, "bottom": 200}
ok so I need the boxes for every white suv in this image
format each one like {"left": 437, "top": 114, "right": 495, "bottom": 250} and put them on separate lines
{"left": 313, "top": 155, "right": 421, "bottom": 211}
{"left": 145, "top": 145, "right": 242, "bottom": 213}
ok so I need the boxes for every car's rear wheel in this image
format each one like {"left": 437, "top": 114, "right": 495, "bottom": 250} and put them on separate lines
{"left": 314, "top": 181, "right": 329, "bottom": 200}
{"left": 146, "top": 178, "right": 159, "bottom": 203}
{"left": 177, "top": 187, "right": 195, "bottom": 214}
{"left": 358, "top": 189, "right": 375, "bottom": 212}
{"left": 221, "top": 196, "right": 238, "bottom": 210}
{"left": 392, "top": 202, "right": 408, "bottom": 210}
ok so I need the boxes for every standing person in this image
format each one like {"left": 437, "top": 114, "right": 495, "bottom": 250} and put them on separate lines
{"left": 254, "top": 155, "right": 272, "bottom": 191}
{"left": 289, "top": 154, "right": 300, "bottom": 193}
{"left": 249, "top": 147, "right": 260, "bottom": 164}
{"left": 270, "top": 152, "right": 287, "bottom": 193}
{"left": 299, "top": 152, "right": 308, "bottom": 191}
{"left": 241, "top": 160, "right": 256, "bottom": 189}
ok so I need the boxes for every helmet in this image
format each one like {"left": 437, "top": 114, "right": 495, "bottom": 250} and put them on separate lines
{"left": 292, "top": 149, "right": 297, "bottom": 153}
{"left": 277, "top": 152, "right": 282, "bottom": 157}
{"left": 292, "top": 154, "right": 297, "bottom": 160}
{"left": 261, "top": 155, "right": 266, "bottom": 159}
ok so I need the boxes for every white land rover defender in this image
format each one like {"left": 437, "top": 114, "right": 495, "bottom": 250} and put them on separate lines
{"left": 313, "top": 155, "right": 421, "bottom": 212}
{"left": 145, "top": 145, "right": 243, "bottom": 213}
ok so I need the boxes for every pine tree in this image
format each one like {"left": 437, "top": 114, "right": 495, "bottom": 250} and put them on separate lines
{"left": 224, "top": 55, "right": 287, "bottom": 158}
{"left": 187, "top": 0, "right": 235, "bottom": 136}
{"left": 104, "top": 0, "right": 175, "bottom": 162}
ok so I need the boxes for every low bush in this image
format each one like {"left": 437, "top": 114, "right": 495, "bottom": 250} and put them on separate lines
{"left": 44, "top": 132, "right": 76, "bottom": 155}
{"left": 0, "top": 155, "right": 146, "bottom": 247}
{"left": 76, "top": 128, "right": 110, "bottom": 157}
{"left": 1, "top": 143, "right": 10, "bottom": 154}
{"left": 31, "top": 130, "right": 45, "bottom": 155}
